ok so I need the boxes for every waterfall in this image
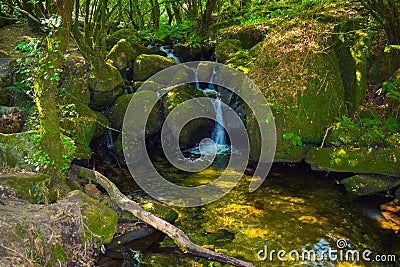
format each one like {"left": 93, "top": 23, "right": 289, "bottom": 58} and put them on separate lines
{"left": 106, "top": 129, "right": 114, "bottom": 149}
{"left": 211, "top": 97, "right": 226, "bottom": 145}
{"left": 194, "top": 67, "right": 227, "bottom": 146}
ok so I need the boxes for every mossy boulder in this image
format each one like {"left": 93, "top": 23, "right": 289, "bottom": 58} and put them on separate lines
{"left": 164, "top": 84, "right": 213, "bottom": 147}
{"left": 62, "top": 79, "right": 90, "bottom": 105}
{"left": 305, "top": 147, "right": 400, "bottom": 176}
{"left": 214, "top": 39, "right": 242, "bottom": 63}
{"left": 107, "top": 39, "right": 138, "bottom": 80}
{"left": 340, "top": 174, "right": 400, "bottom": 196}
{"left": 217, "top": 24, "right": 267, "bottom": 49}
{"left": 249, "top": 23, "right": 345, "bottom": 162}
{"left": 88, "top": 62, "right": 125, "bottom": 111}
{"left": 109, "top": 91, "right": 162, "bottom": 135}
{"left": 59, "top": 95, "right": 97, "bottom": 159}
{"left": 63, "top": 190, "right": 118, "bottom": 244}
{"left": 106, "top": 28, "right": 137, "bottom": 49}
{"left": 133, "top": 54, "right": 177, "bottom": 81}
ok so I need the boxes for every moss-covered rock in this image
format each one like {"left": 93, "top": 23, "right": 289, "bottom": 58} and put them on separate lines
{"left": 369, "top": 46, "right": 400, "bottom": 85}
{"left": 61, "top": 56, "right": 91, "bottom": 105}
{"left": 249, "top": 23, "right": 345, "bottom": 162}
{"left": 59, "top": 95, "right": 97, "bottom": 159}
{"left": 63, "top": 190, "right": 118, "bottom": 244}
{"left": 214, "top": 38, "right": 242, "bottom": 63}
{"left": 106, "top": 28, "right": 137, "bottom": 49}
{"left": 0, "top": 131, "right": 35, "bottom": 169}
{"left": 217, "top": 24, "right": 267, "bottom": 49}
{"left": 305, "top": 147, "right": 400, "bottom": 176}
{"left": 133, "top": 54, "right": 177, "bottom": 81}
{"left": 173, "top": 43, "right": 203, "bottom": 62}
{"left": 164, "top": 84, "right": 213, "bottom": 147}
{"left": 88, "top": 61, "right": 125, "bottom": 111}
{"left": 340, "top": 174, "right": 400, "bottom": 196}
{"left": 107, "top": 39, "right": 138, "bottom": 80}
{"left": 109, "top": 91, "right": 162, "bottom": 135}
{"left": 2, "top": 173, "right": 49, "bottom": 203}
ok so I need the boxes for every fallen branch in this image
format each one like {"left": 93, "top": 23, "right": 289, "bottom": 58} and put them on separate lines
{"left": 70, "top": 165, "right": 254, "bottom": 267}
{"left": 320, "top": 126, "right": 334, "bottom": 148}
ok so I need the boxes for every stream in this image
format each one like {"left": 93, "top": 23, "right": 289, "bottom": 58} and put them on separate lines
{"left": 98, "top": 151, "right": 398, "bottom": 267}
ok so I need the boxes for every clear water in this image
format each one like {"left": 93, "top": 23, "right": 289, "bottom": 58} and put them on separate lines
{"left": 100, "top": 150, "right": 399, "bottom": 267}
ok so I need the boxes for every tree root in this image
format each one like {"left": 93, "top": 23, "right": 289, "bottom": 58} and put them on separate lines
{"left": 70, "top": 165, "right": 254, "bottom": 267}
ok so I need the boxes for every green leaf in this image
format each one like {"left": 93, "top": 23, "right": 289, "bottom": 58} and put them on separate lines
{"left": 283, "top": 132, "right": 294, "bottom": 140}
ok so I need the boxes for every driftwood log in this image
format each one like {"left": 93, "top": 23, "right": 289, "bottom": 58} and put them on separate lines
{"left": 70, "top": 165, "right": 254, "bottom": 267}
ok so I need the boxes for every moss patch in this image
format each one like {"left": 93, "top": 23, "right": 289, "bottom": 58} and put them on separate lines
{"left": 64, "top": 190, "right": 118, "bottom": 245}
{"left": 340, "top": 174, "right": 400, "bottom": 196}
{"left": 306, "top": 147, "right": 400, "bottom": 176}
{"left": 133, "top": 54, "right": 177, "bottom": 81}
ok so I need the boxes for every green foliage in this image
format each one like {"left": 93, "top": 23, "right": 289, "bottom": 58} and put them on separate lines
{"left": 139, "top": 20, "right": 193, "bottom": 43}
{"left": 382, "top": 80, "right": 400, "bottom": 103}
{"left": 330, "top": 115, "right": 400, "bottom": 148}
{"left": 283, "top": 132, "right": 303, "bottom": 147}
{"left": 50, "top": 244, "right": 66, "bottom": 265}
{"left": 29, "top": 178, "right": 50, "bottom": 204}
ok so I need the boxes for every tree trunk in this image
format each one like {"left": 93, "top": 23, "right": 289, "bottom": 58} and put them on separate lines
{"left": 70, "top": 165, "right": 254, "bottom": 267}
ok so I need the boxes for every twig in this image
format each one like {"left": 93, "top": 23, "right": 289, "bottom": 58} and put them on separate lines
{"left": 320, "top": 126, "right": 334, "bottom": 148}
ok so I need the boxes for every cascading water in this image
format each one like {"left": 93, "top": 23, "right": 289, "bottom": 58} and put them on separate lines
{"left": 187, "top": 67, "right": 230, "bottom": 155}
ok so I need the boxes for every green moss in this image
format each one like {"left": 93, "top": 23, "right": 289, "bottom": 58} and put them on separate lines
{"left": 3, "top": 173, "right": 49, "bottom": 203}
{"left": 65, "top": 190, "right": 118, "bottom": 244}
{"left": 141, "top": 201, "right": 178, "bottom": 223}
{"left": 305, "top": 147, "right": 400, "bottom": 176}
{"left": 217, "top": 24, "right": 267, "bottom": 49}
{"left": 106, "top": 28, "right": 138, "bottom": 49}
{"left": 340, "top": 174, "right": 400, "bottom": 196}
{"left": 50, "top": 244, "right": 66, "bottom": 265}
{"left": 214, "top": 39, "right": 242, "bottom": 63}
{"left": 0, "top": 131, "right": 36, "bottom": 168}
{"left": 133, "top": 54, "right": 177, "bottom": 81}
{"left": 59, "top": 95, "right": 97, "bottom": 159}
{"left": 88, "top": 61, "right": 125, "bottom": 111}
{"left": 107, "top": 38, "right": 138, "bottom": 70}
{"left": 249, "top": 33, "right": 345, "bottom": 162}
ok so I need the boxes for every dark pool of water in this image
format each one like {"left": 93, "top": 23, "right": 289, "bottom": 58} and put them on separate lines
{"left": 98, "top": 152, "right": 399, "bottom": 267}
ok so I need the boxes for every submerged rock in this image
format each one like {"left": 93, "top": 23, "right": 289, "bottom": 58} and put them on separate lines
{"left": 340, "top": 174, "right": 400, "bottom": 196}
{"left": 306, "top": 147, "right": 400, "bottom": 176}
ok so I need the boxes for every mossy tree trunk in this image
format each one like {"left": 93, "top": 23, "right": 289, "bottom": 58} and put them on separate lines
{"left": 32, "top": 36, "right": 67, "bottom": 192}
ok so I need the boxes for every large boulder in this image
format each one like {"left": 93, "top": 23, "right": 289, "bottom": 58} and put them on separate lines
{"left": 249, "top": 23, "right": 345, "bottom": 162}
{"left": 163, "top": 84, "right": 214, "bottom": 147}
{"left": 133, "top": 54, "right": 177, "bottom": 81}
{"left": 88, "top": 61, "right": 125, "bottom": 111}
{"left": 107, "top": 39, "right": 138, "bottom": 80}
{"left": 61, "top": 56, "right": 91, "bottom": 105}
{"left": 106, "top": 28, "right": 137, "bottom": 49}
